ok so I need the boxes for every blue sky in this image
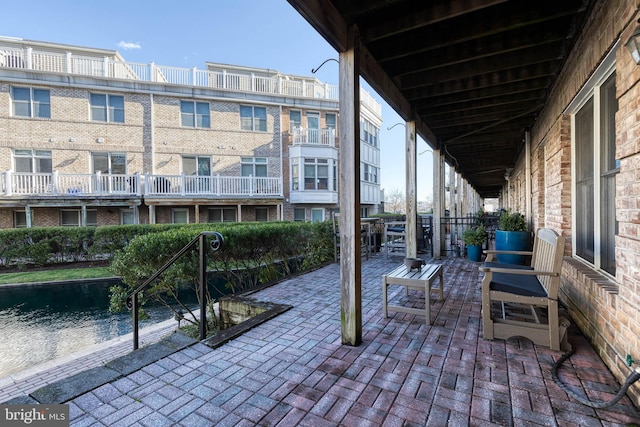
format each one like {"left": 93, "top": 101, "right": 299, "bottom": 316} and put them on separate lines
{"left": 2, "top": 0, "right": 433, "bottom": 201}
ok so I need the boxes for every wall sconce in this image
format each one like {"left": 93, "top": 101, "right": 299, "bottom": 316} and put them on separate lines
{"left": 48, "top": 138, "right": 55, "bottom": 142}
{"left": 311, "top": 58, "right": 338, "bottom": 74}
{"left": 626, "top": 22, "right": 640, "bottom": 64}
{"left": 68, "top": 138, "right": 75, "bottom": 142}
{"left": 96, "top": 138, "right": 104, "bottom": 143}
{"left": 387, "top": 122, "right": 405, "bottom": 131}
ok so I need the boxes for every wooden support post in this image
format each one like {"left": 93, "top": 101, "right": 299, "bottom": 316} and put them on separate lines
{"left": 405, "top": 120, "right": 417, "bottom": 258}
{"left": 433, "top": 149, "right": 444, "bottom": 259}
{"left": 339, "top": 25, "right": 362, "bottom": 346}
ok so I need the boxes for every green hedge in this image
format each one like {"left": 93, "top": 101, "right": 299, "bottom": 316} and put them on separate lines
{"left": 0, "top": 224, "right": 184, "bottom": 268}
{"left": 110, "top": 221, "right": 333, "bottom": 292}
{"left": 0, "top": 221, "right": 334, "bottom": 271}
{"left": 107, "top": 221, "right": 334, "bottom": 327}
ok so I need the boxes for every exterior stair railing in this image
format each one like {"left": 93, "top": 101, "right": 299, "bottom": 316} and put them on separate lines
{"left": 126, "top": 231, "right": 225, "bottom": 350}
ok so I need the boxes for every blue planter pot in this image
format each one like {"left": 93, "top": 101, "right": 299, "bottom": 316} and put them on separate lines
{"left": 467, "top": 245, "right": 482, "bottom": 262}
{"left": 495, "top": 230, "right": 531, "bottom": 265}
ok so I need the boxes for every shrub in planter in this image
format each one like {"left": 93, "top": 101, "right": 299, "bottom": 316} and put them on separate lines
{"left": 495, "top": 209, "right": 531, "bottom": 264}
{"left": 463, "top": 225, "right": 487, "bottom": 262}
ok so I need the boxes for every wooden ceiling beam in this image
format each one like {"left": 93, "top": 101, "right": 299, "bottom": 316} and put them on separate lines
{"left": 369, "top": 0, "right": 583, "bottom": 62}
{"left": 399, "top": 47, "right": 562, "bottom": 90}
{"left": 418, "top": 90, "right": 546, "bottom": 116}
{"left": 384, "top": 22, "right": 570, "bottom": 76}
{"left": 359, "top": 0, "right": 507, "bottom": 42}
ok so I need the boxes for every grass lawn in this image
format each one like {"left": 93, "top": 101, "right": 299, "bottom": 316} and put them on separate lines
{"left": 0, "top": 267, "right": 116, "bottom": 285}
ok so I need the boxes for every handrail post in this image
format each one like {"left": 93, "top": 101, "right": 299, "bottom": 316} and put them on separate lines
{"left": 127, "top": 231, "right": 224, "bottom": 350}
{"left": 199, "top": 233, "right": 207, "bottom": 340}
{"left": 132, "top": 293, "right": 139, "bottom": 350}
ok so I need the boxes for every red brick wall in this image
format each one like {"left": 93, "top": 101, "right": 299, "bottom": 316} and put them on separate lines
{"left": 509, "top": 0, "right": 640, "bottom": 405}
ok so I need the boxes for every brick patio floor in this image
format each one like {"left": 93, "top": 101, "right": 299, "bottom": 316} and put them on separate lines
{"left": 6, "top": 253, "right": 640, "bottom": 426}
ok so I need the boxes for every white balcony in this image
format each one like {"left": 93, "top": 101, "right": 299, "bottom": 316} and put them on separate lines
{"left": 292, "top": 128, "right": 336, "bottom": 146}
{"left": 0, "top": 171, "right": 283, "bottom": 199}
{"left": 289, "top": 190, "right": 338, "bottom": 204}
{"left": 1, "top": 171, "right": 140, "bottom": 197}
{"left": 0, "top": 45, "right": 340, "bottom": 101}
{"left": 144, "top": 174, "right": 282, "bottom": 198}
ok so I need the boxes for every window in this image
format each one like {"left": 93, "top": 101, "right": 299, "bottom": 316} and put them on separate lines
{"left": 14, "top": 211, "right": 32, "bottom": 228}
{"left": 12, "top": 87, "right": 50, "bottom": 118}
{"left": 183, "top": 155, "right": 211, "bottom": 176}
{"left": 290, "top": 110, "right": 301, "bottom": 131}
{"left": 87, "top": 210, "right": 97, "bottom": 226}
{"left": 361, "top": 119, "right": 379, "bottom": 147}
{"left": 304, "top": 158, "right": 329, "bottom": 190}
{"left": 326, "top": 113, "right": 336, "bottom": 130}
{"left": 573, "top": 71, "right": 618, "bottom": 276}
{"left": 61, "top": 210, "right": 79, "bottom": 227}
{"left": 14, "top": 149, "right": 52, "bottom": 173}
{"left": 208, "top": 207, "right": 237, "bottom": 223}
{"left": 241, "top": 157, "right": 267, "bottom": 177}
{"left": 92, "top": 152, "right": 126, "bottom": 174}
{"left": 90, "top": 93, "right": 124, "bottom": 123}
{"left": 292, "top": 158, "right": 300, "bottom": 190}
{"left": 181, "top": 101, "right": 210, "bottom": 128}
{"left": 60, "top": 210, "right": 97, "bottom": 226}
{"left": 121, "top": 209, "right": 136, "bottom": 225}
{"left": 172, "top": 209, "right": 189, "bottom": 224}
{"left": 240, "top": 105, "right": 267, "bottom": 131}
{"left": 294, "top": 208, "right": 306, "bottom": 222}
{"left": 363, "top": 163, "right": 378, "bottom": 183}
{"left": 183, "top": 155, "right": 212, "bottom": 192}
{"left": 255, "top": 207, "right": 268, "bottom": 222}
{"left": 92, "top": 152, "right": 127, "bottom": 192}
{"left": 311, "top": 208, "right": 324, "bottom": 223}
{"left": 307, "top": 111, "right": 320, "bottom": 143}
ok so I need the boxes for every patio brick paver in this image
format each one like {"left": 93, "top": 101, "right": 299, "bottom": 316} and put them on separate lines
{"left": 3, "top": 253, "right": 640, "bottom": 425}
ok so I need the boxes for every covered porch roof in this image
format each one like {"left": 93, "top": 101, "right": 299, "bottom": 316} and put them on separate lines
{"left": 287, "top": 0, "right": 591, "bottom": 198}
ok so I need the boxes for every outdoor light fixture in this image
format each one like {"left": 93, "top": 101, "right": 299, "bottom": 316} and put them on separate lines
{"left": 625, "top": 21, "right": 640, "bottom": 64}
{"left": 311, "top": 58, "right": 338, "bottom": 74}
{"left": 387, "top": 123, "right": 405, "bottom": 131}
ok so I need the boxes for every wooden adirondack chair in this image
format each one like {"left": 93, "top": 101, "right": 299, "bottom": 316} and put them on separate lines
{"left": 479, "top": 228, "right": 571, "bottom": 351}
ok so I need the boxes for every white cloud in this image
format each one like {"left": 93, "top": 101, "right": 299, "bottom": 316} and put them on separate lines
{"left": 117, "top": 41, "right": 141, "bottom": 50}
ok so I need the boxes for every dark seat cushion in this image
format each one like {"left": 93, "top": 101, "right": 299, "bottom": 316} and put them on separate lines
{"left": 482, "top": 261, "right": 532, "bottom": 270}
{"left": 489, "top": 272, "right": 547, "bottom": 297}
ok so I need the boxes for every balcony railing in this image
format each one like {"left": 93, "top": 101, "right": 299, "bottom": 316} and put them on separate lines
{"left": 2, "top": 171, "right": 139, "bottom": 196}
{"left": 0, "top": 46, "right": 338, "bottom": 101}
{"left": 144, "top": 174, "right": 282, "bottom": 197}
{"left": 0, "top": 45, "right": 381, "bottom": 114}
{"left": 292, "top": 128, "right": 336, "bottom": 146}
{"left": 0, "top": 171, "right": 283, "bottom": 198}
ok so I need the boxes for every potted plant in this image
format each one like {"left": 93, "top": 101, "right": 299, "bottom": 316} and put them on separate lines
{"left": 495, "top": 209, "right": 531, "bottom": 264}
{"left": 463, "top": 224, "right": 487, "bottom": 262}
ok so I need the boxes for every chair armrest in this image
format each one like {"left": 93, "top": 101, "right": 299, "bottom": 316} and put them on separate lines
{"left": 483, "top": 249, "right": 533, "bottom": 262}
{"left": 483, "top": 250, "right": 533, "bottom": 256}
{"left": 479, "top": 266, "right": 559, "bottom": 277}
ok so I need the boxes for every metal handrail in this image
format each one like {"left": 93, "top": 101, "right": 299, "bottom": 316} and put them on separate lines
{"left": 125, "top": 231, "right": 224, "bottom": 350}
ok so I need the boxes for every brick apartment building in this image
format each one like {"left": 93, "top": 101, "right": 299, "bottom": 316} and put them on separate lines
{"left": 0, "top": 36, "right": 382, "bottom": 228}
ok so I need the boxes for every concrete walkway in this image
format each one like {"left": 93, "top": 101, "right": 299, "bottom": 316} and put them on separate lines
{"left": 4, "top": 254, "right": 640, "bottom": 426}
